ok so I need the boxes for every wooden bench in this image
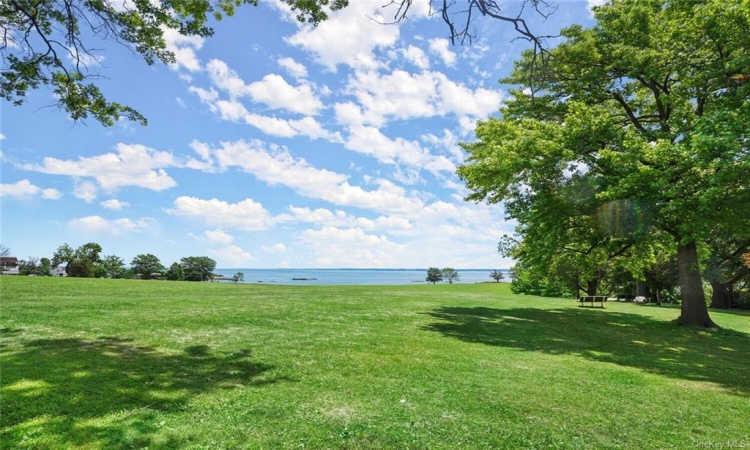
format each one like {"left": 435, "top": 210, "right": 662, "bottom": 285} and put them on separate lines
{"left": 578, "top": 296, "right": 607, "bottom": 308}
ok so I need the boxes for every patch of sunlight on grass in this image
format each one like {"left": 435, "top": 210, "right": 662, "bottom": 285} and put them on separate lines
{"left": 631, "top": 340, "right": 649, "bottom": 345}
{"left": 2, "top": 379, "right": 51, "bottom": 396}
{"left": 71, "top": 371, "right": 92, "bottom": 378}
{"left": 674, "top": 380, "right": 728, "bottom": 393}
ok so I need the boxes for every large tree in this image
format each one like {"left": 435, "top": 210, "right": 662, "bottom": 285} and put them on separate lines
{"left": 458, "top": 0, "right": 750, "bottom": 328}
{"left": 180, "top": 256, "right": 216, "bottom": 282}
{"left": 101, "top": 254, "right": 127, "bottom": 279}
{"left": 131, "top": 253, "right": 165, "bottom": 279}
{"left": 52, "top": 242, "right": 103, "bottom": 277}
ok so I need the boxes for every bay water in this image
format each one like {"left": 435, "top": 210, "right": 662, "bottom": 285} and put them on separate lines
{"left": 213, "top": 268, "right": 510, "bottom": 285}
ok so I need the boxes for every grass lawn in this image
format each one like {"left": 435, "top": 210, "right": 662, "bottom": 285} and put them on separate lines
{"left": 1, "top": 277, "right": 749, "bottom": 449}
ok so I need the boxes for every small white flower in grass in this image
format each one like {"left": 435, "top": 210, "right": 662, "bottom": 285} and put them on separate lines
{"left": 400, "top": 398, "right": 407, "bottom": 404}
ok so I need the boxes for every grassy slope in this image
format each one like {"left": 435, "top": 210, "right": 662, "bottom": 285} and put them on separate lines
{"left": 1, "top": 277, "right": 749, "bottom": 449}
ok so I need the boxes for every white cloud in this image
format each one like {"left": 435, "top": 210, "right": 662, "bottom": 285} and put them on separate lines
{"left": 101, "top": 199, "right": 129, "bottom": 211}
{"left": 344, "top": 125, "right": 455, "bottom": 175}
{"left": 344, "top": 69, "right": 503, "bottom": 126}
{"left": 205, "top": 228, "right": 234, "bottom": 244}
{"left": 163, "top": 27, "right": 204, "bottom": 72}
{"left": 67, "top": 215, "right": 154, "bottom": 235}
{"left": 208, "top": 245, "right": 255, "bottom": 267}
{"left": 1, "top": 179, "right": 60, "bottom": 200}
{"left": 247, "top": 74, "right": 323, "bottom": 115}
{"left": 277, "top": 206, "right": 414, "bottom": 234}
{"left": 166, "top": 196, "right": 273, "bottom": 231}
{"left": 261, "top": 243, "right": 287, "bottom": 253}
{"left": 41, "top": 188, "right": 63, "bottom": 200}
{"left": 296, "top": 226, "right": 405, "bottom": 267}
{"left": 192, "top": 93, "right": 341, "bottom": 142}
{"left": 74, "top": 181, "right": 98, "bottom": 203}
{"left": 207, "top": 139, "right": 425, "bottom": 214}
{"left": 23, "top": 143, "right": 177, "bottom": 192}
{"left": 277, "top": 57, "right": 308, "bottom": 79}
{"left": 401, "top": 45, "right": 430, "bottom": 69}
{"left": 206, "top": 59, "right": 322, "bottom": 115}
{"left": 429, "top": 39, "right": 457, "bottom": 67}
{"left": 284, "top": 0, "right": 405, "bottom": 71}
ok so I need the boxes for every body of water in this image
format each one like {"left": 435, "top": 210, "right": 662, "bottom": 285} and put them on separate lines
{"left": 213, "top": 268, "right": 510, "bottom": 285}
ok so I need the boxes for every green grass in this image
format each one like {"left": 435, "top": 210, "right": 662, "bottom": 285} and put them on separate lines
{"left": 1, "top": 277, "right": 749, "bottom": 449}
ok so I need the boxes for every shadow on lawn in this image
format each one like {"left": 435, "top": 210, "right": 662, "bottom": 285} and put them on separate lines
{"left": 422, "top": 307, "right": 750, "bottom": 396}
{"left": 0, "top": 335, "right": 286, "bottom": 449}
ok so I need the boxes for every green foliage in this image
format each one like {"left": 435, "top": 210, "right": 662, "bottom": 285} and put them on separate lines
{"left": 458, "top": 0, "right": 750, "bottom": 327}
{"left": 18, "top": 257, "right": 39, "bottom": 276}
{"left": 441, "top": 268, "right": 460, "bottom": 284}
{"left": 101, "top": 255, "right": 127, "bottom": 279}
{"left": 425, "top": 267, "right": 443, "bottom": 284}
{"left": 165, "top": 262, "right": 185, "bottom": 281}
{"left": 38, "top": 258, "right": 52, "bottom": 277}
{"left": 180, "top": 256, "right": 216, "bottom": 282}
{"left": 2, "top": 0, "right": 347, "bottom": 126}
{"left": 66, "top": 258, "right": 96, "bottom": 278}
{"left": 490, "top": 270, "right": 505, "bottom": 282}
{"left": 51, "top": 243, "right": 74, "bottom": 268}
{"left": 510, "top": 265, "right": 573, "bottom": 298}
{"left": 131, "top": 254, "right": 165, "bottom": 280}
{"left": 232, "top": 271, "right": 244, "bottom": 283}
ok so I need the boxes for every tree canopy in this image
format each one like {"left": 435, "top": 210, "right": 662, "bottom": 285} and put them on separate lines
{"left": 458, "top": 0, "right": 750, "bottom": 328}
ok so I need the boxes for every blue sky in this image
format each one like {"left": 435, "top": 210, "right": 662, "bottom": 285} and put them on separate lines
{"left": 1, "top": 1, "right": 598, "bottom": 269}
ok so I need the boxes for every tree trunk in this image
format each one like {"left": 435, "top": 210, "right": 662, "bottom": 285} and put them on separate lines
{"left": 586, "top": 279, "right": 599, "bottom": 296}
{"left": 676, "top": 242, "right": 717, "bottom": 328}
{"left": 636, "top": 280, "right": 648, "bottom": 298}
{"left": 709, "top": 281, "right": 733, "bottom": 309}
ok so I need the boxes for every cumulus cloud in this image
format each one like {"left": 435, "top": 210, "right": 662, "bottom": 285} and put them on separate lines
{"left": 344, "top": 125, "right": 455, "bottom": 175}
{"left": 205, "top": 228, "right": 234, "bottom": 244}
{"left": 163, "top": 27, "right": 204, "bottom": 72}
{"left": 23, "top": 143, "right": 178, "bottom": 192}
{"left": 208, "top": 245, "right": 255, "bottom": 266}
{"left": 284, "top": 0, "right": 417, "bottom": 71}
{"left": 344, "top": 68, "right": 503, "bottom": 127}
{"left": 296, "top": 226, "right": 405, "bottom": 267}
{"left": 73, "top": 181, "right": 98, "bottom": 202}
{"left": 429, "top": 39, "right": 457, "bottom": 67}
{"left": 0, "top": 179, "right": 61, "bottom": 200}
{"left": 261, "top": 243, "right": 287, "bottom": 253}
{"left": 401, "top": 45, "right": 430, "bottom": 69}
{"left": 101, "top": 199, "right": 129, "bottom": 211}
{"left": 166, "top": 196, "right": 273, "bottom": 231}
{"left": 191, "top": 90, "right": 341, "bottom": 142}
{"left": 42, "top": 188, "right": 63, "bottom": 200}
{"left": 278, "top": 57, "right": 308, "bottom": 78}
{"left": 205, "top": 59, "right": 322, "bottom": 115}
{"left": 67, "top": 215, "right": 154, "bottom": 235}
{"left": 205, "top": 139, "right": 425, "bottom": 214}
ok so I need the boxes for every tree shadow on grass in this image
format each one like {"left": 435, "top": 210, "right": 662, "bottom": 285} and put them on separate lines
{"left": 422, "top": 307, "right": 750, "bottom": 397}
{"left": 0, "top": 335, "right": 287, "bottom": 449}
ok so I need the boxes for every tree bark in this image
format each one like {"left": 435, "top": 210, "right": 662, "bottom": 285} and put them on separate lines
{"left": 709, "top": 281, "right": 733, "bottom": 309}
{"left": 586, "top": 279, "right": 599, "bottom": 296}
{"left": 636, "top": 280, "right": 649, "bottom": 298}
{"left": 676, "top": 242, "right": 717, "bottom": 328}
